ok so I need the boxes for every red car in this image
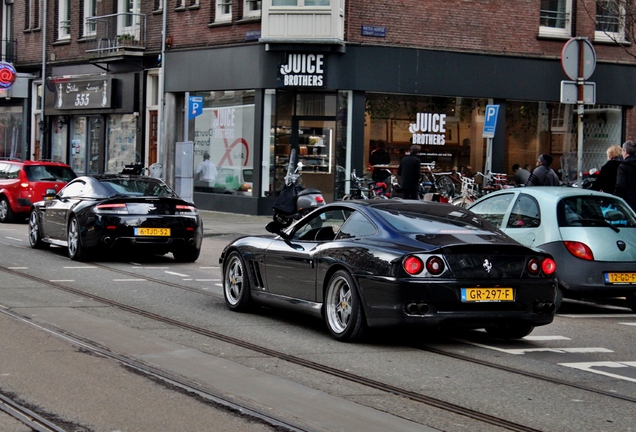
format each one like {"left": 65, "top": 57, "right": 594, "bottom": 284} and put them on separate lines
{"left": 0, "top": 158, "right": 76, "bottom": 223}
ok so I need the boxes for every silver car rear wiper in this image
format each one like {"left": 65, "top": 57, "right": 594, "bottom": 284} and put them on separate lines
{"left": 576, "top": 218, "right": 620, "bottom": 233}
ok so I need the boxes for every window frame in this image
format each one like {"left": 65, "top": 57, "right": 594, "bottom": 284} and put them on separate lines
{"left": 539, "top": 0, "right": 572, "bottom": 39}
{"left": 215, "top": 0, "right": 232, "bottom": 22}
{"left": 83, "top": 0, "right": 97, "bottom": 38}
{"left": 243, "top": 0, "right": 262, "bottom": 18}
{"left": 58, "top": 0, "right": 71, "bottom": 40}
{"left": 595, "top": 0, "right": 627, "bottom": 43}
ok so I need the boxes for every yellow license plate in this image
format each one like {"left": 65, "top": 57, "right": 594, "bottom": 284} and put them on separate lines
{"left": 461, "top": 288, "right": 514, "bottom": 302}
{"left": 606, "top": 272, "right": 636, "bottom": 284}
{"left": 134, "top": 227, "right": 171, "bottom": 236}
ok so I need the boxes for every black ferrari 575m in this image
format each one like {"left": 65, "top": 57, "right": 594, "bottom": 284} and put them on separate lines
{"left": 221, "top": 200, "right": 557, "bottom": 342}
{"left": 28, "top": 174, "right": 203, "bottom": 262}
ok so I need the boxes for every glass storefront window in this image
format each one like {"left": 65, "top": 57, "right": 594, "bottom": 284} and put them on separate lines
{"left": 106, "top": 114, "right": 138, "bottom": 173}
{"left": 70, "top": 117, "right": 87, "bottom": 174}
{"left": 192, "top": 89, "right": 255, "bottom": 196}
{"left": 51, "top": 116, "right": 67, "bottom": 162}
{"left": 0, "top": 106, "right": 24, "bottom": 160}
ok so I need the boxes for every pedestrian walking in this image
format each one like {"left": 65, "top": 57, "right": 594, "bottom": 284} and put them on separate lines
{"left": 512, "top": 163, "right": 530, "bottom": 186}
{"left": 615, "top": 140, "right": 636, "bottom": 211}
{"left": 525, "top": 154, "right": 560, "bottom": 186}
{"left": 398, "top": 144, "right": 422, "bottom": 199}
{"left": 590, "top": 145, "right": 622, "bottom": 193}
{"left": 194, "top": 152, "right": 218, "bottom": 186}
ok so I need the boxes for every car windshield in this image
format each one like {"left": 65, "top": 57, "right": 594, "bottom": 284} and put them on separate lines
{"left": 376, "top": 206, "right": 496, "bottom": 234}
{"left": 558, "top": 196, "right": 636, "bottom": 227}
{"left": 25, "top": 165, "right": 76, "bottom": 182}
{"left": 99, "top": 178, "right": 176, "bottom": 197}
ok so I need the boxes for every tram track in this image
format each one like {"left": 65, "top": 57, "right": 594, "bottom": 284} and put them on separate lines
{"left": 1, "top": 263, "right": 635, "bottom": 432}
{"left": 0, "top": 391, "right": 68, "bottom": 432}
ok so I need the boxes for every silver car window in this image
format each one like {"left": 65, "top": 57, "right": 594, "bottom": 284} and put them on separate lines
{"left": 558, "top": 196, "right": 636, "bottom": 227}
{"left": 468, "top": 193, "right": 515, "bottom": 228}
{"left": 507, "top": 195, "right": 540, "bottom": 228}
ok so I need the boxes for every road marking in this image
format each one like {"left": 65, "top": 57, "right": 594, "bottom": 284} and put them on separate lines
{"left": 522, "top": 335, "right": 571, "bottom": 341}
{"left": 63, "top": 266, "right": 98, "bottom": 269}
{"left": 199, "top": 266, "right": 219, "bottom": 269}
{"left": 456, "top": 339, "right": 613, "bottom": 355}
{"left": 8, "top": 267, "right": 28, "bottom": 270}
{"left": 165, "top": 271, "right": 189, "bottom": 277}
{"left": 113, "top": 279, "right": 146, "bottom": 282}
{"left": 131, "top": 266, "right": 170, "bottom": 269}
{"left": 559, "top": 314, "right": 636, "bottom": 318}
{"left": 5, "top": 237, "right": 22, "bottom": 242}
{"left": 559, "top": 361, "right": 636, "bottom": 383}
{"left": 195, "top": 279, "right": 217, "bottom": 282}
{"left": 619, "top": 322, "right": 636, "bottom": 326}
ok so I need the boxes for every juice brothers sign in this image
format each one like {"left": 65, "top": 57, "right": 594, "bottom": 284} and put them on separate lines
{"left": 279, "top": 53, "right": 326, "bottom": 88}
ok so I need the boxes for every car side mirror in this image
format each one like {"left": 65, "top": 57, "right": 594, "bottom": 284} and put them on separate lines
{"left": 266, "top": 221, "right": 291, "bottom": 239}
{"left": 45, "top": 188, "right": 57, "bottom": 200}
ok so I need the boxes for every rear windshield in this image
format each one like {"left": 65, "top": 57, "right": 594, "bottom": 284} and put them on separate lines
{"left": 375, "top": 206, "right": 498, "bottom": 234}
{"left": 99, "top": 178, "right": 176, "bottom": 197}
{"left": 25, "top": 165, "right": 76, "bottom": 182}
{"left": 558, "top": 196, "right": 636, "bottom": 227}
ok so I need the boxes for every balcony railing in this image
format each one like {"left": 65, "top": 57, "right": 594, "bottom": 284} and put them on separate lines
{"left": 1, "top": 39, "right": 17, "bottom": 63}
{"left": 84, "top": 13, "right": 146, "bottom": 55}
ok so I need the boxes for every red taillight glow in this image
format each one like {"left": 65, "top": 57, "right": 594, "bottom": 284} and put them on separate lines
{"left": 425, "top": 256, "right": 445, "bottom": 275}
{"left": 527, "top": 258, "right": 540, "bottom": 275}
{"left": 315, "top": 195, "right": 324, "bottom": 203}
{"left": 564, "top": 241, "right": 594, "bottom": 261}
{"left": 94, "top": 203, "right": 128, "bottom": 214}
{"left": 403, "top": 256, "right": 424, "bottom": 275}
{"left": 541, "top": 258, "right": 557, "bottom": 275}
{"left": 176, "top": 205, "right": 196, "bottom": 212}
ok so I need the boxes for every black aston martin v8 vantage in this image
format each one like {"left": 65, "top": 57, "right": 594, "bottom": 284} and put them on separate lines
{"left": 220, "top": 200, "right": 557, "bottom": 342}
{"left": 28, "top": 174, "right": 203, "bottom": 262}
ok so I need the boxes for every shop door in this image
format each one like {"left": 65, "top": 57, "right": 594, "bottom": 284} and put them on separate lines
{"left": 149, "top": 110, "right": 158, "bottom": 165}
{"left": 70, "top": 116, "right": 104, "bottom": 175}
{"left": 293, "top": 117, "right": 337, "bottom": 203}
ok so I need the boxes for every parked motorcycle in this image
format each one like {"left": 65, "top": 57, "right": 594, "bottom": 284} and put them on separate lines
{"left": 270, "top": 149, "right": 325, "bottom": 228}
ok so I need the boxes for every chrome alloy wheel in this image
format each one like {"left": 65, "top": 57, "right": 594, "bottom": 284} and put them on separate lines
{"left": 67, "top": 218, "right": 80, "bottom": 257}
{"left": 224, "top": 254, "right": 245, "bottom": 306}
{"left": 326, "top": 274, "right": 352, "bottom": 334}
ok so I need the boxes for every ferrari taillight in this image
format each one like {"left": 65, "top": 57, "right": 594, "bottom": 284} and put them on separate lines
{"left": 541, "top": 258, "right": 557, "bottom": 275}
{"left": 94, "top": 203, "right": 129, "bottom": 214}
{"left": 425, "top": 256, "right": 445, "bottom": 275}
{"left": 564, "top": 241, "right": 594, "bottom": 261}
{"left": 527, "top": 258, "right": 540, "bottom": 275}
{"left": 403, "top": 256, "right": 424, "bottom": 275}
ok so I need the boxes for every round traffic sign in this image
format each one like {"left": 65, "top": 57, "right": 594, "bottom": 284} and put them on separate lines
{"left": 561, "top": 38, "right": 596, "bottom": 80}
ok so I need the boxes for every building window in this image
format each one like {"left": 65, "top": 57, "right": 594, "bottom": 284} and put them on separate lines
{"left": 177, "top": 0, "right": 199, "bottom": 7}
{"left": 595, "top": 0, "right": 626, "bottom": 43}
{"left": 58, "top": 0, "right": 71, "bottom": 39}
{"left": 83, "top": 0, "right": 97, "bottom": 37}
{"left": 539, "top": 0, "right": 572, "bottom": 38}
{"left": 24, "top": 0, "right": 41, "bottom": 31}
{"left": 243, "top": 0, "right": 261, "bottom": 18}
{"left": 271, "top": 0, "right": 329, "bottom": 5}
{"left": 216, "top": 0, "right": 232, "bottom": 21}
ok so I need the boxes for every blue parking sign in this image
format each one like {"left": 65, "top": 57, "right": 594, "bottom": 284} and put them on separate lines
{"left": 189, "top": 96, "right": 203, "bottom": 120}
{"left": 483, "top": 104, "right": 499, "bottom": 138}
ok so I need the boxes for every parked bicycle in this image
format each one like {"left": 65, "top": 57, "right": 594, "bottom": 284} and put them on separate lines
{"left": 419, "top": 162, "right": 456, "bottom": 199}
{"left": 451, "top": 173, "right": 481, "bottom": 208}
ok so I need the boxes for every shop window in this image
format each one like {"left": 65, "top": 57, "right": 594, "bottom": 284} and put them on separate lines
{"left": 83, "top": 0, "right": 97, "bottom": 37}
{"left": 192, "top": 90, "right": 255, "bottom": 197}
{"left": 107, "top": 114, "right": 138, "bottom": 173}
{"left": 57, "top": 0, "right": 71, "bottom": 40}
{"left": 595, "top": 0, "right": 626, "bottom": 43}
{"left": 539, "top": 0, "right": 572, "bottom": 38}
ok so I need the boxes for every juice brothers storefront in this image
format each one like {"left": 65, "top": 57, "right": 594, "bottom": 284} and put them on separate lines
{"left": 163, "top": 44, "right": 636, "bottom": 216}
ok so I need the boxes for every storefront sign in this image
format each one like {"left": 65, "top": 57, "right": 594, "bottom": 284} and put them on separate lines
{"left": 53, "top": 78, "right": 112, "bottom": 110}
{"left": 0, "top": 62, "right": 17, "bottom": 89}
{"left": 279, "top": 53, "right": 325, "bottom": 88}
{"left": 409, "top": 113, "right": 447, "bottom": 145}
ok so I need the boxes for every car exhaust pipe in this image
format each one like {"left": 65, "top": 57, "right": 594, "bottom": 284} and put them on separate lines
{"left": 417, "top": 303, "right": 430, "bottom": 314}
{"left": 406, "top": 303, "right": 419, "bottom": 315}
{"left": 188, "top": 238, "right": 196, "bottom": 246}
{"left": 533, "top": 302, "right": 555, "bottom": 314}
{"left": 103, "top": 236, "right": 112, "bottom": 245}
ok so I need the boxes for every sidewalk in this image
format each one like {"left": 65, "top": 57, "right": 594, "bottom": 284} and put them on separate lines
{"left": 198, "top": 210, "right": 272, "bottom": 237}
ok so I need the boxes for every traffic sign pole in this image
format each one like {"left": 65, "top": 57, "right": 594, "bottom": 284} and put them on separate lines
{"left": 577, "top": 38, "right": 586, "bottom": 188}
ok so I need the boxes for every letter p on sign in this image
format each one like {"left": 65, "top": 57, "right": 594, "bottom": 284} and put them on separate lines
{"left": 482, "top": 104, "right": 499, "bottom": 138}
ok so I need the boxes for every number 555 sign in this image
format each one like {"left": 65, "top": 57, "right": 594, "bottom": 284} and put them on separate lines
{"left": 53, "top": 78, "right": 112, "bottom": 110}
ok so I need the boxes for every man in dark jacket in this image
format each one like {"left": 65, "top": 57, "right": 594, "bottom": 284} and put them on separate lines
{"left": 525, "top": 154, "right": 560, "bottom": 186}
{"left": 591, "top": 145, "right": 622, "bottom": 193}
{"left": 398, "top": 144, "right": 422, "bottom": 199}
{"left": 615, "top": 140, "right": 636, "bottom": 211}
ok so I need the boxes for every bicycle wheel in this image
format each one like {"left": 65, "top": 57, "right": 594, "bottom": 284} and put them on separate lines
{"left": 436, "top": 176, "right": 456, "bottom": 198}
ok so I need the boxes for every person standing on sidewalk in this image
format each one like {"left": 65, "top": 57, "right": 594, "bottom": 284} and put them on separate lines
{"left": 615, "top": 140, "right": 636, "bottom": 211}
{"left": 525, "top": 154, "right": 560, "bottom": 186}
{"left": 590, "top": 145, "right": 622, "bottom": 193}
{"left": 398, "top": 144, "right": 422, "bottom": 199}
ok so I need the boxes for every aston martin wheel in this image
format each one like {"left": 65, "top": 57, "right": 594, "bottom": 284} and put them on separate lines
{"left": 0, "top": 197, "right": 14, "bottom": 223}
{"left": 67, "top": 216, "right": 89, "bottom": 261}
{"left": 485, "top": 322, "right": 535, "bottom": 340}
{"left": 324, "top": 270, "right": 365, "bottom": 342}
{"left": 223, "top": 251, "right": 252, "bottom": 311}
{"left": 28, "top": 210, "right": 48, "bottom": 249}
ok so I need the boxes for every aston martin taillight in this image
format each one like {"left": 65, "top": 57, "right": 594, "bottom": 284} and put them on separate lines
{"left": 94, "top": 203, "right": 129, "bottom": 214}
{"left": 564, "top": 241, "right": 594, "bottom": 261}
{"left": 176, "top": 205, "right": 197, "bottom": 214}
{"left": 403, "top": 256, "right": 424, "bottom": 275}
